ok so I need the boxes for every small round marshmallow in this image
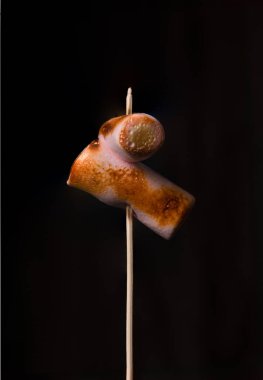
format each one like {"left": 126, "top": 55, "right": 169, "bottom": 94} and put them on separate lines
{"left": 99, "top": 113, "right": 165, "bottom": 162}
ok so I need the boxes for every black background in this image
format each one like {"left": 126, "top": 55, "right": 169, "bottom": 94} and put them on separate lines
{"left": 3, "top": 4, "right": 263, "bottom": 380}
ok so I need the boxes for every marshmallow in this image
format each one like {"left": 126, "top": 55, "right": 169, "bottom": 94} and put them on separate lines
{"left": 67, "top": 113, "right": 195, "bottom": 239}
{"left": 100, "top": 113, "right": 165, "bottom": 162}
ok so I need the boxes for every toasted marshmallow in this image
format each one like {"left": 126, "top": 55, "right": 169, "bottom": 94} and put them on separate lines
{"left": 99, "top": 113, "right": 165, "bottom": 162}
{"left": 67, "top": 114, "right": 195, "bottom": 239}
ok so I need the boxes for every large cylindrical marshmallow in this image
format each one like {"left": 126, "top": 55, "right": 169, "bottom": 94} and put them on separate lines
{"left": 67, "top": 114, "right": 195, "bottom": 239}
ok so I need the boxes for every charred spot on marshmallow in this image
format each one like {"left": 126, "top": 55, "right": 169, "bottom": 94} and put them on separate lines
{"left": 119, "top": 114, "right": 164, "bottom": 158}
{"left": 89, "top": 139, "right": 100, "bottom": 149}
{"left": 151, "top": 187, "right": 192, "bottom": 227}
{"left": 99, "top": 115, "right": 127, "bottom": 137}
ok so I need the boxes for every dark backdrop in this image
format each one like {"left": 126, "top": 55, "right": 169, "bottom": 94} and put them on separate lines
{"left": 3, "top": 4, "right": 263, "bottom": 380}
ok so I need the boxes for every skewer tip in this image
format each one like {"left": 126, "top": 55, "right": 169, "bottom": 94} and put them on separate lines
{"left": 127, "top": 87, "right": 132, "bottom": 95}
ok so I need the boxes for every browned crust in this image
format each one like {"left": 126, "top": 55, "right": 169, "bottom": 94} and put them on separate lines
{"left": 99, "top": 115, "right": 127, "bottom": 137}
{"left": 68, "top": 157, "right": 194, "bottom": 228}
{"left": 119, "top": 114, "right": 164, "bottom": 157}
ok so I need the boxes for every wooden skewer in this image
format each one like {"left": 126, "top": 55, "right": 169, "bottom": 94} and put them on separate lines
{"left": 126, "top": 87, "right": 133, "bottom": 380}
